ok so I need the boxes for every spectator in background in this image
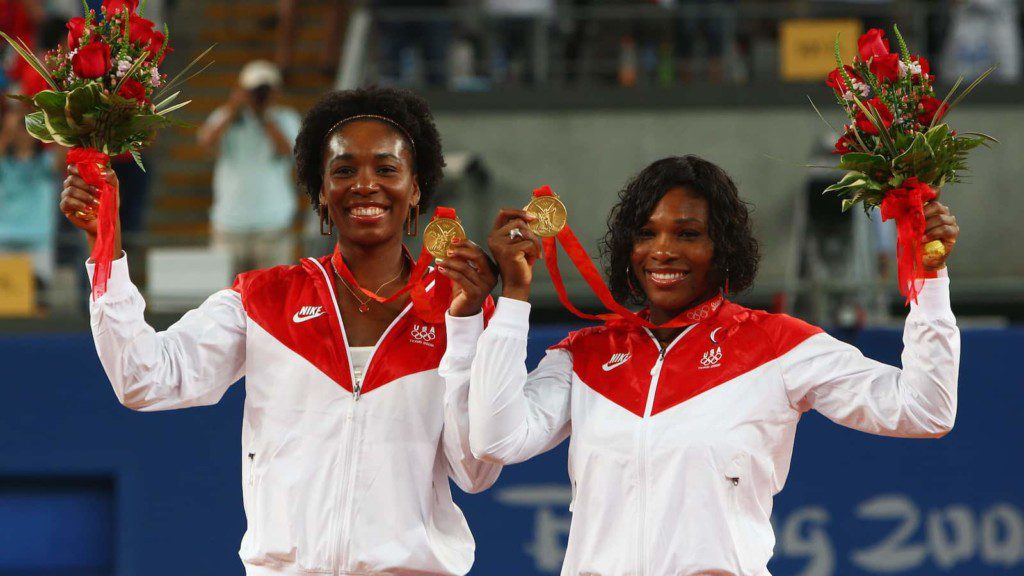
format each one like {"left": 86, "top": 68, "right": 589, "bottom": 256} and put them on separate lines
{"left": 374, "top": 0, "right": 451, "bottom": 88}
{"left": 673, "top": 0, "right": 736, "bottom": 83}
{"left": 484, "top": 0, "right": 554, "bottom": 86}
{"left": 276, "top": 0, "right": 349, "bottom": 81}
{"left": 941, "top": 0, "right": 1021, "bottom": 83}
{"left": 197, "top": 60, "right": 301, "bottom": 275}
{"left": 0, "top": 0, "right": 45, "bottom": 90}
{"left": 0, "top": 104, "right": 60, "bottom": 288}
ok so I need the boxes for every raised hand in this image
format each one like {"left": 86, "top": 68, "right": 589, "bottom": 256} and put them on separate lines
{"left": 437, "top": 237, "right": 499, "bottom": 317}
{"left": 487, "top": 208, "right": 542, "bottom": 302}
{"left": 60, "top": 163, "right": 121, "bottom": 254}
{"left": 922, "top": 200, "right": 958, "bottom": 270}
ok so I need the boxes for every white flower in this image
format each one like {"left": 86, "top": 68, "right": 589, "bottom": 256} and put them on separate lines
{"left": 898, "top": 60, "right": 922, "bottom": 79}
{"left": 842, "top": 81, "right": 871, "bottom": 101}
{"left": 116, "top": 59, "right": 132, "bottom": 78}
{"left": 149, "top": 67, "right": 161, "bottom": 87}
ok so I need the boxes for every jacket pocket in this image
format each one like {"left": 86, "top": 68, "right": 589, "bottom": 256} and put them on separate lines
{"left": 711, "top": 445, "right": 761, "bottom": 567}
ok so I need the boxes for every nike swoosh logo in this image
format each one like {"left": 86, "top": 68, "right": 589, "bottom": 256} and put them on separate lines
{"left": 601, "top": 358, "right": 629, "bottom": 372}
{"left": 292, "top": 311, "right": 326, "bottom": 323}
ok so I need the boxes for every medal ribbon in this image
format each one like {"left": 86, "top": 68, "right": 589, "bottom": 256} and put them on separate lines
{"left": 69, "top": 147, "right": 116, "bottom": 300}
{"left": 533, "top": 186, "right": 724, "bottom": 329}
{"left": 880, "top": 177, "right": 938, "bottom": 306}
{"left": 330, "top": 206, "right": 456, "bottom": 322}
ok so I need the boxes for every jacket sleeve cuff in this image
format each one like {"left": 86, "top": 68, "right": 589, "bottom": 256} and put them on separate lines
{"left": 910, "top": 268, "right": 952, "bottom": 321}
{"left": 85, "top": 251, "right": 133, "bottom": 302}
{"left": 488, "top": 297, "right": 531, "bottom": 339}
{"left": 444, "top": 310, "right": 485, "bottom": 357}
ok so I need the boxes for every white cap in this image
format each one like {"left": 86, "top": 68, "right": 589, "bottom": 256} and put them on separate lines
{"left": 239, "top": 60, "right": 282, "bottom": 89}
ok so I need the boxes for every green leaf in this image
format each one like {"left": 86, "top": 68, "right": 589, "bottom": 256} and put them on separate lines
{"left": 5, "top": 93, "right": 35, "bottom": 105}
{"left": 824, "top": 171, "right": 870, "bottom": 195}
{"left": 838, "top": 153, "right": 890, "bottom": 180}
{"left": 130, "top": 148, "right": 146, "bottom": 172}
{"left": 925, "top": 123, "right": 951, "bottom": 151}
{"left": 155, "top": 99, "right": 191, "bottom": 116}
{"left": 65, "top": 84, "right": 101, "bottom": 130}
{"left": 33, "top": 90, "right": 67, "bottom": 117}
{"left": 155, "top": 44, "right": 216, "bottom": 100}
{"left": 0, "top": 31, "right": 59, "bottom": 91}
{"left": 153, "top": 90, "right": 181, "bottom": 112}
{"left": 24, "top": 111, "right": 54, "bottom": 143}
{"left": 892, "top": 132, "right": 934, "bottom": 177}
{"left": 958, "top": 131, "right": 1000, "bottom": 144}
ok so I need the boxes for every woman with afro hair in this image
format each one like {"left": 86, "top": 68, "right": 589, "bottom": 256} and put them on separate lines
{"left": 60, "top": 86, "right": 502, "bottom": 575}
{"left": 448, "top": 155, "right": 961, "bottom": 575}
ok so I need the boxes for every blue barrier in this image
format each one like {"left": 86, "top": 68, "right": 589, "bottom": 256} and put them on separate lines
{"left": 0, "top": 326, "right": 1021, "bottom": 576}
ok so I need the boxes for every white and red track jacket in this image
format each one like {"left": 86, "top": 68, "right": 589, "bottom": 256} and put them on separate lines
{"left": 457, "top": 272, "right": 958, "bottom": 576}
{"left": 87, "top": 254, "right": 501, "bottom": 576}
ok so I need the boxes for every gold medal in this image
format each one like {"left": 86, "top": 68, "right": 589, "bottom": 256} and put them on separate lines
{"left": 422, "top": 216, "right": 467, "bottom": 259}
{"left": 525, "top": 193, "right": 568, "bottom": 238}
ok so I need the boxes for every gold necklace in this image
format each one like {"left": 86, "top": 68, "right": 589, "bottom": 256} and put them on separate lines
{"left": 332, "top": 262, "right": 408, "bottom": 313}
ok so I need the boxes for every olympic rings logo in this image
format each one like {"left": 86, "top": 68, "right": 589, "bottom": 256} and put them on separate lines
{"left": 411, "top": 325, "right": 437, "bottom": 343}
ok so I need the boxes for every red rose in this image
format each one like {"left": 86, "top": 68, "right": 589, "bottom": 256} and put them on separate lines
{"left": 102, "top": 0, "right": 139, "bottom": 14}
{"left": 66, "top": 17, "right": 86, "bottom": 49}
{"left": 72, "top": 40, "right": 112, "bottom": 79}
{"left": 144, "top": 30, "right": 170, "bottom": 63}
{"left": 858, "top": 28, "right": 890, "bottom": 62}
{"left": 855, "top": 98, "right": 894, "bottom": 135}
{"left": 911, "top": 55, "right": 933, "bottom": 84}
{"left": 826, "top": 65, "right": 861, "bottom": 95}
{"left": 118, "top": 78, "right": 149, "bottom": 104}
{"left": 917, "top": 96, "right": 948, "bottom": 125}
{"left": 833, "top": 133, "right": 857, "bottom": 154}
{"left": 128, "top": 16, "right": 155, "bottom": 45}
{"left": 869, "top": 53, "right": 901, "bottom": 82}
{"left": 912, "top": 56, "right": 930, "bottom": 77}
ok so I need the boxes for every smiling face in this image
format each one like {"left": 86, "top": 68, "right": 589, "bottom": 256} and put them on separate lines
{"left": 319, "top": 120, "right": 420, "bottom": 248}
{"left": 630, "top": 186, "right": 717, "bottom": 322}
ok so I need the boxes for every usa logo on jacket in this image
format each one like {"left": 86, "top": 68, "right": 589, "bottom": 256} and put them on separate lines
{"left": 411, "top": 324, "right": 437, "bottom": 347}
{"left": 699, "top": 346, "right": 723, "bottom": 369}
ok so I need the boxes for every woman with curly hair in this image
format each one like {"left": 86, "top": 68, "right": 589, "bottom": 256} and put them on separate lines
{"left": 447, "top": 155, "right": 961, "bottom": 575}
{"left": 59, "top": 86, "right": 501, "bottom": 575}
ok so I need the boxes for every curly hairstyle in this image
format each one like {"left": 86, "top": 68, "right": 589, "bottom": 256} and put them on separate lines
{"left": 600, "top": 155, "right": 760, "bottom": 305}
{"left": 294, "top": 86, "right": 446, "bottom": 211}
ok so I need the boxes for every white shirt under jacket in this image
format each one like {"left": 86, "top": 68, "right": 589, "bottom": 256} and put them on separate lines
{"left": 87, "top": 254, "right": 501, "bottom": 576}
{"left": 449, "top": 271, "right": 958, "bottom": 576}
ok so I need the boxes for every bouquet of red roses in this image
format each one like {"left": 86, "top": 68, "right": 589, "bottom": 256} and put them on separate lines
{"left": 820, "top": 26, "right": 995, "bottom": 303}
{"left": 1, "top": 0, "right": 211, "bottom": 298}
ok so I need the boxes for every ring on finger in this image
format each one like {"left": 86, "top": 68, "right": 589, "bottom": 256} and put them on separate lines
{"left": 509, "top": 228, "right": 523, "bottom": 241}
{"left": 74, "top": 210, "right": 89, "bottom": 218}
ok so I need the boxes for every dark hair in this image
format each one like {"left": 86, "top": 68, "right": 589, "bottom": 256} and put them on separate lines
{"left": 294, "top": 86, "right": 445, "bottom": 211}
{"left": 600, "top": 155, "right": 760, "bottom": 305}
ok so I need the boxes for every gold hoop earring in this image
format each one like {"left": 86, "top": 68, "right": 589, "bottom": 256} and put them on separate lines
{"left": 320, "top": 204, "right": 333, "bottom": 236}
{"left": 626, "top": 265, "right": 639, "bottom": 294}
{"left": 406, "top": 204, "right": 420, "bottom": 237}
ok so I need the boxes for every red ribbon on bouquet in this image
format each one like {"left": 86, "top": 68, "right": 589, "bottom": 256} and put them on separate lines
{"left": 880, "top": 177, "right": 938, "bottom": 305}
{"left": 68, "top": 147, "right": 116, "bottom": 300}
{"left": 533, "top": 186, "right": 724, "bottom": 329}
{"left": 331, "top": 206, "right": 455, "bottom": 323}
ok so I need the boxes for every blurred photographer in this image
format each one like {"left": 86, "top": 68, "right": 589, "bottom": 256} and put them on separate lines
{"left": 197, "top": 60, "right": 301, "bottom": 274}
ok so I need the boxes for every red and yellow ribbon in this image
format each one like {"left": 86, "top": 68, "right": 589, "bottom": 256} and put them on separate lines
{"left": 534, "top": 186, "right": 724, "bottom": 329}
{"left": 331, "top": 206, "right": 456, "bottom": 323}
{"left": 880, "top": 177, "right": 938, "bottom": 305}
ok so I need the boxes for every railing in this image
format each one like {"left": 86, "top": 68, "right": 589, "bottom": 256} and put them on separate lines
{"left": 339, "top": 1, "right": 1021, "bottom": 92}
